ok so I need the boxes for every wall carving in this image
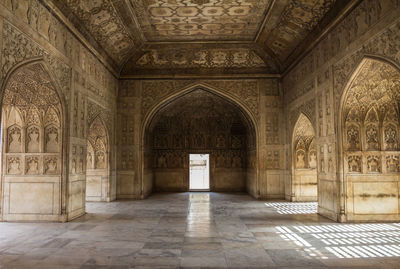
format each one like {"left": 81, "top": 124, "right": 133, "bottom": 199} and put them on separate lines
{"left": 87, "top": 100, "right": 113, "bottom": 138}
{"left": 149, "top": 90, "right": 252, "bottom": 160}
{"left": 289, "top": 98, "right": 316, "bottom": 132}
{"left": 87, "top": 117, "right": 108, "bottom": 170}
{"left": 293, "top": 114, "right": 316, "bottom": 169}
{"left": 2, "top": 63, "right": 62, "bottom": 177}
{"left": 343, "top": 59, "right": 400, "bottom": 174}
{"left": 2, "top": 22, "right": 71, "bottom": 101}
{"left": 141, "top": 80, "right": 260, "bottom": 119}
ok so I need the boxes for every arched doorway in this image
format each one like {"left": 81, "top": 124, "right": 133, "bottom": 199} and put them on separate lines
{"left": 339, "top": 57, "right": 400, "bottom": 222}
{"left": 141, "top": 88, "right": 257, "bottom": 196}
{"left": 86, "top": 116, "right": 110, "bottom": 202}
{"left": 0, "top": 61, "right": 66, "bottom": 222}
{"left": 291, "top": 114, "right": 317, "bottom": 201}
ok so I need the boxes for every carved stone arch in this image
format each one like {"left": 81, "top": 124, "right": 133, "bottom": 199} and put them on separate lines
{"left": 141, "top": 83, "right": 259, "bottom": 153}
{"left": 0, "top": 58, "right": 68, "bottom": 221}
{"left": 87, "top": 101, "right": 113, "bottom": 143}
{"left": 86, "top": 115, "right": 110, "bottom": 202}
{"left": 335, "top": 54, "right": 400, "bottom": 114}
{"left": 25, "top": 106, "right": 42, "bottom": 126}
{"left": 364, "top": 106, "right": 380, "bottom": 151}
{"left": 44, "top": 106, "right": 61, "bottom": 127}
{"left": 364, "top": 106, "right": 379, "bottom": 123}
{"left": 289, "top": 99, "right": 317, "bottom": 135}
{"left": 3, "top": 105, "right": 23, "bottom": 127}
{"left": 0, "top": 58, "right": 68, "bottom": 114}
{"left": 291, "top": 113, "right": 317, "bottom": 202}
{"left": 337, "top": 56, "right": 400, "bottom": 222}
{"left": 142, "top": 82, "right": 260, "bottom": 130}
{"left": 141, "top": 83, "right": 260, "bottom": 198}
{"left": 88, "top": 115, "right": 109, "bottom": 151}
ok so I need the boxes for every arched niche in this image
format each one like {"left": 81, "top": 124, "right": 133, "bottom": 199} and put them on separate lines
{"left": 86, "top": 116, "right": 110, "bottom": 202}
{"left": 338, "top": 57, "right": 400, "bottom": 222}
{"left": 0, "top": 61, "right": 66, "bottom": 222}
{"left": 140, "top": 86, "right": 259, "bottom": 198}
{"left": 291, "top": 113, "right": 318, "bottom": 202}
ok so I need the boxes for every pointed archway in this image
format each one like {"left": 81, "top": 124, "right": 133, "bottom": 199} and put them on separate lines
{"left": 0, "top": 61, "right": 67, "bottom": 222}
{"left": 86, "top": 116, "right": 111, "bottom": 202}
{"left": 291, "top": 113, "right": 318, "bottom": 202}
{"left": 338, "top": 57, "right": 400, "bottom": 222}
{"left": 140, "top": 86, "right": 259, "bottom": 198}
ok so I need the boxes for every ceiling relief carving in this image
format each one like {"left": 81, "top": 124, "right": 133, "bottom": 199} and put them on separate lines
{"left": 136, "top": 48, "right": 265, "bottom": 68}
{"left": 129, "top": 0, "right": 271, "bottom": 41}
{"left": 258, "top": 0, "right": 336, "bottom": 62}
{"left": 50, "top": 0, "right": 341, "bottom": 74}
{"left": 121, "top": 47, "right": 279, "bottom": 74}
{"left": 52, "top": 0, "right": 140, "bottom": 65}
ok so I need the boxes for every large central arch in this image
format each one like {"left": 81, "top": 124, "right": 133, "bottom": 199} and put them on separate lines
{"left": 140, "top": 84, "right": 260, "bottom": 198}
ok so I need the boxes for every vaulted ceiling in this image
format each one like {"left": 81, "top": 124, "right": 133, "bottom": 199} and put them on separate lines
{"left": 51, "top": 0, "right": 351, "bottom": 76}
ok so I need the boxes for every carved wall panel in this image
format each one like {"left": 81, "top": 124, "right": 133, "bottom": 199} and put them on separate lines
{"left": 1, "top": 62, "right": 64, "bottom": 221}
{"left": 291, "top": 114, "right": 318, "bottom": 202}
{"left": 343, "top": 59, "right": 400, "bottom": 174}
{"left": 141, "top": 80, "right": 260, "bottom": 120}
{"left": 86, "top": 116, "right": 110, "bottom": 202}
{"left": 1, "top": 0, "right": 118, "bottom": 220}
{"left": 340, "top": 58, "right": 400, "bottom": 221}
{"left": 283, "top": 0, "right": 400, "bottom": 221}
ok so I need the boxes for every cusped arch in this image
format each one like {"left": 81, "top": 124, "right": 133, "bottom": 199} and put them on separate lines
{"left": 0, "top": 58, "right": 68, "bottom": 115}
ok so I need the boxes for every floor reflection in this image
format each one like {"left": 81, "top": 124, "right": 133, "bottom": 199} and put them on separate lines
{"left": 187, "top": 193, "right": 215, "bottom": 237}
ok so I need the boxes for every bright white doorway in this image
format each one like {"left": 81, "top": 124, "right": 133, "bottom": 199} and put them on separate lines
{"left": 189, "top": 154, "right": 210, "bottom": 191}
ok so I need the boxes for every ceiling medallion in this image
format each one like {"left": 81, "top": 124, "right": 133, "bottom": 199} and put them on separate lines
{"left": 190, "top": 0, "right": 211, "bottom": 5}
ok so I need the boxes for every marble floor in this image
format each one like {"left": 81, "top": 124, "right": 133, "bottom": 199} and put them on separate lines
{"left": 1, "top": 192, "right": 400, "bottom": 269}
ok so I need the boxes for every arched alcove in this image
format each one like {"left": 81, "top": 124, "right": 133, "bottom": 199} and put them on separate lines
{"left": 0, "top": 61, "right": 66, "bottom": 222}
{"left": 141, "top": 87, "right": 258, "bottom": 196}
{"left": 86, "top": 116, "right": 110, "bottom": 202}
{"left": 291, "top": 113, "right": 318, "bottom": 202}
{"left": 339, "top": 57, "right": 400, "bottom": 222}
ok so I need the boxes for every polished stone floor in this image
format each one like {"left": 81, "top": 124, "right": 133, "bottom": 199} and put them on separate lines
{"left": 1, "top": 192, "right": 400, "bottom": 269}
